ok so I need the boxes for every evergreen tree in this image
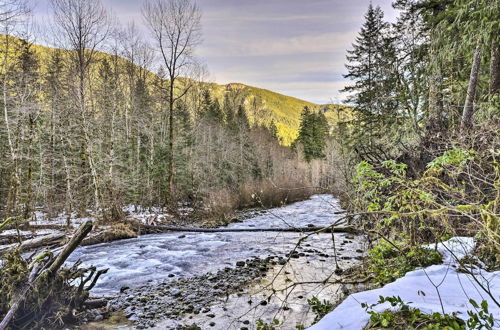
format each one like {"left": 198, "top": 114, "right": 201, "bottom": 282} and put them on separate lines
{"left": 341, "top": 4, "right": 402, "bottom": 160}
{"left": 293, "top": 106, "right": 329, "bottom": 162}
{"left": 269, "top": 119, "right": 279, "bottom": 140}
{"left": 201, "top": 90, "right": 224, "bottom": 123}
{"left": 342, "top": 4, "right": 389, "bottom": 116}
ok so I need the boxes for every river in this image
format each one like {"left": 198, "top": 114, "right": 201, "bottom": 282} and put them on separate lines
{"left": 71, "top": 194, "right": 367, "bottom": 329}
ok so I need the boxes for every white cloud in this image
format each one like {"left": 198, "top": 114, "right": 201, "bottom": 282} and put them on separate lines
{"left": 199, "top": 31, "right": 356, "bottom": 57}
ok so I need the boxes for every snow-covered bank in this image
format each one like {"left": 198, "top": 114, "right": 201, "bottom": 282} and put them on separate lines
{"left": 309, "top": 237, "right": 500, "bottom": 329}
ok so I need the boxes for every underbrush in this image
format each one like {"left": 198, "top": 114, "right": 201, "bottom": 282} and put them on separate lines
{"left": 351, "top": 144, "right": 499, "bottom": 274}
{"left": 0, "top": 250, "right": 93, "bottom": 329}
{"left": 362, "top": 296, "right": 495, "bottom": 330}
{"left": 367, "top": 241, "right": 443, "bottom": 285}
{"left": 196, "top": 180, "right": 318, "bottom": 225}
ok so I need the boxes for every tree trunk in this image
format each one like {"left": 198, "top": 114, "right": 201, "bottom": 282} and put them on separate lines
{"left": 0, "top": 221, "right": 93, "bottom": 330}
{"left": 461, "top": 41, "right": 482, "bottom": 131}
{"left": 139, "top": 224, "right": 358, "bottom": 235}
{"left": 167, "top": 77, "right": 175, "bottom": 206}
{"left": 0, "top": 233, "right": 65, "bottom": 254}
{"left": 427, "top": 31, "right": 445, "bottom": 133}
{"left": 490, "top": 41, "right": 500, "bottom": 94}
{"left": 48, "top": 221, "right": 93, "bottom": 275}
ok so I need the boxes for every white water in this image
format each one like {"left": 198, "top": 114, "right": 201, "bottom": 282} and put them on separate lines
{"left": 68, "top": 194, "right": 347, "bottom": 296}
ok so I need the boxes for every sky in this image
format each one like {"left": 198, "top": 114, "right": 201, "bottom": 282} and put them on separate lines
{"left": 33, "top": 0, "right": 398, "bottom": 104}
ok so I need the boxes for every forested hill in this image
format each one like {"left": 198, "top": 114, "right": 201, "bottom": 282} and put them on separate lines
{"left": 205, "top": 83, "right": 351, "bottom": 145}
{"left": 0, "top": 32, "right": 344, "bottom": 221}
{"left": 0, "top": 35, "right": 348, "bottom": 146}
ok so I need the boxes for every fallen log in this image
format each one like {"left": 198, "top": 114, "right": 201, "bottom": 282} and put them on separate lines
{"left": 139, "top": 224, "right": 358, "bottom": 235}
{"left": 0, "top": 221, "right": 94, "bottom": 330}
{"left": 84, "top": 298, "right": 109, "bottom": 309}
{"left": 0, "top": 232, "right": 65, "bottom": 254}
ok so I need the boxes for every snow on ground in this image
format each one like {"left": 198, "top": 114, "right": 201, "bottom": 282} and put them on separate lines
{"left": 309, "top": 237, "right": 500, "bottom": 330}
{"left": 122, "top": 203, "right": 194, "bottom": 225}
{"left": 31, "top": 211, "right": 91, "bottom": 228}
{"left": 0, "top": 228, "right": 61, "bottom": 236}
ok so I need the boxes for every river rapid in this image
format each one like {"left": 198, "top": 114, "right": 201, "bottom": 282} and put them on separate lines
{"left": 72, "top": 194, "right": 368, "bottom": 329}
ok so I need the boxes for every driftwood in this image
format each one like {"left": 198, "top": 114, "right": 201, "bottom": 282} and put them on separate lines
{"left": 0, "top": 221, "right": 94, "bottom": 330}
{"left": 0, "top": 233, "right": 65, "bottom": 254}
{"left": 140, "top": 224, "right": 358, "bottom": 235}
{"left": 84, "top": 298, "right": 109, "bottom": 309}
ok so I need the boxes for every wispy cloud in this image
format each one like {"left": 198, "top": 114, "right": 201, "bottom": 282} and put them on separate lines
{"left": 32, "top": 0, "right": 398, "bottom": 104}
{"left": 199, "top": 32, "right": 356, "bottom": 57}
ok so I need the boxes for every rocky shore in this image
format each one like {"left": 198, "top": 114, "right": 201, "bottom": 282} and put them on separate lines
{"left": 94, "top": 256, "right": 280, "bottom": 329}
{"left": 78, "top": 232, "right": 367, "bottom": 330}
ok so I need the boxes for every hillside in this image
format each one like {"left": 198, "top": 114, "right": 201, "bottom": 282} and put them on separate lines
{"left": 207, "top": 83, "right": 350, "bottom": 145}
{"left": 1, "top": 35, "right": 350, "bottom": 146}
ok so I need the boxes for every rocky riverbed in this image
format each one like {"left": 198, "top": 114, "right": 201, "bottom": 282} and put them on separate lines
{"left": 105, "top": 257, "right": 279, "bottom": 329}
{"left": 72, "top": 195, "right": 367, "bottom": 329}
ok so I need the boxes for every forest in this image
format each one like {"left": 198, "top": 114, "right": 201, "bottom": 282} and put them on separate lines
{"left": 0, "top": 0, "right": 499, "bottom": 329}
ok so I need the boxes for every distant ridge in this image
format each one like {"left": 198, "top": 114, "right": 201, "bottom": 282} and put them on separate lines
{"left": 1, "top": 35, "right": 351, "bottom": 145}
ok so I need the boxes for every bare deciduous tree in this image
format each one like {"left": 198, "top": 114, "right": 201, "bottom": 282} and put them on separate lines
{"left": 142, "top": 0, "right": 202, "bottom": 206}
{"left": 50, "top": 0, "right": 110, "bottom": 215}
{"left": 0, "top": 0, "right": 28, "bottom": 25}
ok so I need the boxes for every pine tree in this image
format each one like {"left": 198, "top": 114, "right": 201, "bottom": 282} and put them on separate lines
{"left": 341, "top": 4, "right": 401, "bottom": 160}
{"left": 294, "top": 106, "right": 329, "bottom": 162}
{"left": 342, "top": 4, "right": 389, "bottom": 116}
{"left": 202, "top": 90, "right": 224, "bottom": 123}
{"left": 269, "top": 119, "right": 279, "bottom": 140}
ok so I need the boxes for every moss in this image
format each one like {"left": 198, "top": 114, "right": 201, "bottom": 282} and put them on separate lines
{"left": 368, "top": 241, "right": 443, "bottom": 285}
{"left": 363, "top": 296, "right": 466, "bottom": 330}
{"left": 0, "top": 249, "right": 95, "bottom": 329}
{"left": 0, "top": 250, "right": 29, "bottom": 312}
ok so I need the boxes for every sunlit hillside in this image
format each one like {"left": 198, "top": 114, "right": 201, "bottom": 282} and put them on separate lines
{"left": 1, "top": 35, "right": 351, "bottom": 146}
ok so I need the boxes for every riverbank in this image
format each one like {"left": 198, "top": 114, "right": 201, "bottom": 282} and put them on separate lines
{"left": 310, "top": 237, "right": 500, "bottom": 329}
{"left": 61, "top": 195, "right": 370, "bottom": 329}
{"left": 79, "top": 231, "right": 368, "bottom": 329}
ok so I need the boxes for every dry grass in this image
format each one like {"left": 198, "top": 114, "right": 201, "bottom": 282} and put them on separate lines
{"left": 81, "top": 223, "right": 137, "bottom": 246}
{"left": 198, "top": 178, "right": 320, "bottom": 226}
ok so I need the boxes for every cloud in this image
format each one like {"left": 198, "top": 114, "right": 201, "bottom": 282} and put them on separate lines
{"left": 199, "top": 31, "right": 356, "bottom": 57}
{"left": 31, "top": 0, "right": 399, "bottom": 103}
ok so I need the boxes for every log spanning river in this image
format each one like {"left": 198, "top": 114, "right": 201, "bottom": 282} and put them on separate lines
{"left": 70, "top": 195, "right": 367, "bottom": 329}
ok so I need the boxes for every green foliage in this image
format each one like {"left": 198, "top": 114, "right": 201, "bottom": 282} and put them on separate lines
{"left": 367, "top": 241, "right": 442, "bottom": 285}
{"left": 427, "top": 149, "right": 476, "bottom": 169}
{"left": 467, "top": 299, "right": 495, "bottom": 330}
{"left": 256, "top": 318, "right": 280, "bottom": 330}
{"left": 308, "top": 296, "right": 334, "bottom": 324}
{"left": 362, "top": 296, "right": 465, "bottom": 329}
{"left": 293, "top": 106, "right": 329, "bottom": 162}
{"left": 352, "top": 147, "right": 499, "bottom": 252}
{"left": 202, "top": 90, "right": 224, "bottom": 123}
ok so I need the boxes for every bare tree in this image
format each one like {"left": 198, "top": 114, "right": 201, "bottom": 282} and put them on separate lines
{"left": 50, "top": 0, "right": 110, "bottom": 215}
{"left": 0, "top": 0, "right": 32, "bottom": 218}
{"left": 461, "top": 41, "right": 482, "bottom": 131}
{"left": 142, "top": 0, "right": 202, "bottom": 206}
{"left": 0, "top": 0, "right": 28, "bottom": 25}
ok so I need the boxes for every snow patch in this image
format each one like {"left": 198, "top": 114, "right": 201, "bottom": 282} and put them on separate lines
{"left": 423, "top": 236, "right": 476, "bottom": 264}
{"left": 309, "top": 237, "right": 500, "bottom": 330}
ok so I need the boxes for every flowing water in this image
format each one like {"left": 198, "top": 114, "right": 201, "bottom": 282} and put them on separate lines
{"left": 72, "top": 195, "right": 368, "bottom": 329}
{"left": 68, "top": 194, "right": 351, "bottom": 296}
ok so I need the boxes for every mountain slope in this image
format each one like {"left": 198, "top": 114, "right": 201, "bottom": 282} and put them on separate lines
{"left": 1, "top": 35, "right": 350, "bottom": 145}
